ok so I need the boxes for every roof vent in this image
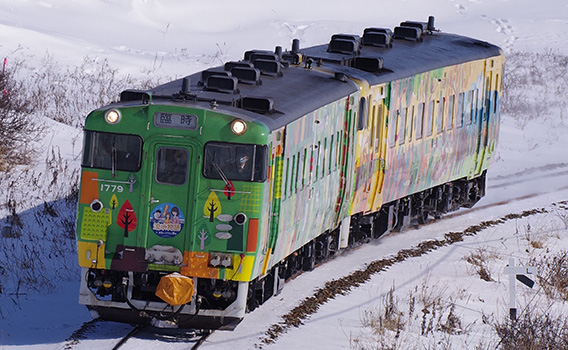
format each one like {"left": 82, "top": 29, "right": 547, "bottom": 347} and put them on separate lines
{"left": 231, "top": 67, "right": 261, "bottom": 85}
{"left": 201, "top": 69, "right": 231, "bottom": 84}
{"left": 120, "top": 89, "right": 151, "bottom": 103}
{"left": 253, "top": 59, "right": 283, "bottom": 77}
{"left": 362, "top": 32, "right": 393, "bottom": 48}
{"left": 241, "top": 97, "right": 274, "bottom": 114}
{"left": 250, "top": 53, "right": 279, "bottom": 62}
{"left": 393, "top": 26, "right": 423, "bottom": 42}
{"left": 353, "top": 57, "right": 384, "bottom": 72}
{"left": 364, "top": 27, "right": 393, "bottom": 35}
{"left": 244, "top": 50, "right": 274, "bottom": 61}
{"left": 224, "top": 61, "right": 253, "bottom": 71}
{"left": 331, "top": 34, "right": 361, "bottom": 44}
{"left": 400, "top": 21, "right": 428, "bottom": 32}
{"left": 205, "top": 76, "right": 239, "bottom": 94}
{"left": 328, "top": 39, "right": 359, "bottom": 55}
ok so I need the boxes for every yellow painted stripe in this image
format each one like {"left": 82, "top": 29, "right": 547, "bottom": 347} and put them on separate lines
{"left": 260, "top": 248, "right": 272, "bottom": 275}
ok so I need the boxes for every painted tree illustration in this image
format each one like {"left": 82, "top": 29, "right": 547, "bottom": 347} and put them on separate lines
{"left": 110, "top": 194, "right": 118, "bottom": 210}
{"left": 117, "top": 200, "right": 137, "bottom": 237}
{"left": 204, "top": 191, "right": 222, "bottom": 222}
{"left": 207, "top": 201, "right": 218, "bottom": 222}
{"left": 224, "top": 180, "right": 235, "bottom": 200}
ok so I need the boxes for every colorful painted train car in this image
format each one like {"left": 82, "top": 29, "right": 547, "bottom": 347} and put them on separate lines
{"left": 76, "top": 17, "right": 504, "bottom": 329}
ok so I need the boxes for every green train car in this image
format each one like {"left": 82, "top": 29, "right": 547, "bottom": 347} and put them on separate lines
{"left": 76, "top": 17, "right": 504, "bottom": 329}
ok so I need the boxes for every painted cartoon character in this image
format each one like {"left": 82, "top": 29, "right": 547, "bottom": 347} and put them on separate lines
{"left": 150, "top": 203, "right": 185, "bottom": 238}
{"left": 171, "top": 207, "right": 180, "bottom": 224}
{"left": 162, "top": 204, "right": 170, "bottom": 219}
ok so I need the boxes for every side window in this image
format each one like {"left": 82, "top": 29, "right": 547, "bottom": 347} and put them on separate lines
{"left": 388, "top": 109, "right": 396, "bottom": 148}
{"left": 284, "top": 157, "right": 290, "bottom": 199}
{"left": 291, "top": 154, "right": 296, "bottom": 195}
{"left": 426, "top": 100, "right": 434, "bottom": 137}
{"left": 437, "top": 97, "right": 445, "bottom": 134}
{"left": 357, "top": 97, "right": 367, "bottom": 130}
{"left": 408, "top": 106, "right": 415, "bottom": 142}
{"left": 457, "top": 93, "right": 464, "bottom": 128}
{"left": 329, "top": 135, "right": 334, "bottom": 174}
{"left": 471, "top": 89, "right": 478, "bottom": 123}
{"left": 375, "top": 104, "right": 382, "bottom": 152}
{"left": 398, "top": 108, "right": 407, "bottom": 145}
{"left": 416, "top": 103, "right": 424, "bottom": 139}
{"left": 447, "top": 95, "right": 454, "bottom": 130}
{"left": 294, "top": 152, "right": 300, "bottom": 192}
{"left": 302, "top": 148, "right": 308, "bottom": 187}
{"left": 465, "top": 90, "right": 472, "bottom": 125}
{"left": 494, "top": 74, "right": 500, "bottom": 114}
{"left": 156, "top": 147, "right": 188, "bottom": 185}
{"left": 336, "top": 131, "right": 342, "bottom": 169}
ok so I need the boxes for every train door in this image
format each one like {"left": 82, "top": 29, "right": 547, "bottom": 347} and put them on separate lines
{"left": 370, "top": 98, "right": 388, "bottom": 211}
{"left": 143, "top": 140, "right": 196, "bottom": 270}
{"left": 474, "top": 60, "right": 496, "bottom": 176}
{"left": 334, "top": 94, "right": 358, "bottom": 223}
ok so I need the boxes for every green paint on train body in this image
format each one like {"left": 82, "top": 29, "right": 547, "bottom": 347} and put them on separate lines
{"left": 77, "top": 102, "right": 270, "bottom": 279}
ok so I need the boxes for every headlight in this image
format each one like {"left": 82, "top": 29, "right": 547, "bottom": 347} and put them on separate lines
{"left": 105, "top": 109, "right": 121, "bottom": 124}
{"left": 231, "top": 119, "right": 247, "bottom": 135}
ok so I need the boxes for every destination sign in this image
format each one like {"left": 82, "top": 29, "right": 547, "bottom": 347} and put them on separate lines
{"left": 154, "top": 112, "right": 198, "bottom": 130}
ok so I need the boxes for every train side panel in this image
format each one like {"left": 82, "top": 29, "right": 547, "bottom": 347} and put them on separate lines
{"left": 270, "top": 94, "right": 358, "bottom": 264}
{"left": 381, "top": 55, "right": 503, "bottom": 203}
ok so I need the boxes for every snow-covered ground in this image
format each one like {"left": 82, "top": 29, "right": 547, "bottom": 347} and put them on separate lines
{"left": 1, "top": 0, "right": 567, "bottom": 349}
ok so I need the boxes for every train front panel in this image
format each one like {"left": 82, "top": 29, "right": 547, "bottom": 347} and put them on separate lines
{"left": 76, "top": 101, "right": 270, "bottom": 328}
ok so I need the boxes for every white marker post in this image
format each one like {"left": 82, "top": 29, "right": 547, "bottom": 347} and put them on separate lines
{"left": 504, "top": 258, "right": 537, "bottom": 321}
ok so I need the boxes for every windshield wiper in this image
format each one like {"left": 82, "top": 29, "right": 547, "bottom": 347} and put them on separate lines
{"left": 111, "top": 140, "right": 117, "bottom": 178}
{"left": 212, "top": 162, "right": 232, "bottom": 191}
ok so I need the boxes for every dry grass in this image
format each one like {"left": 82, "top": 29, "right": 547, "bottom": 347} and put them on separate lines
{"left": 465, "top": 247, "right": 499, "bottom": 282}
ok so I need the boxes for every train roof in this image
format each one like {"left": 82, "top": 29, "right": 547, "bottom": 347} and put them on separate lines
{"left": 122, "top": 18, "right": 502, "bottom": 132}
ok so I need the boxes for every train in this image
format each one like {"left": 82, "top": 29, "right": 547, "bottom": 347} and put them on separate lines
{"left": 76, "top": 16, "right": 504, "bottom": 330}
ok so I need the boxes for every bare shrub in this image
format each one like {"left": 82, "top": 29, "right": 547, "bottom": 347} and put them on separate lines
{"left": 0, "top": 60, "right": 44, "bottom": 170}
{"left": 551, "top": 201, "right": 568, "bottom": 229}
{"left": 0, "top": 144, "right": 79, "bottom": 311}
{"left": 361, "top": 285, "right": 405, "bottom": 336}
{"left": 502, "top": 51, "right": 568, "bottom": 130}
{"left": 494, "top": 306, "right": 568, "bottom": 350}
{"left": 24, "top": 54, "right": 167, "bottom": 127}
{"left": 465, "top": 247, "right": 498, "bottom": 282}
{"left": 352, "top": 281, "right": 468, "bottom": 349}
{"left": 530, "top": 251, "right": 568, "bottom": 301}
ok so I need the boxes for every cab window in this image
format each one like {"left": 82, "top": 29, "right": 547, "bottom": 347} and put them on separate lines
{"left": 82, "top": 131, "right": 142, "bottom": 172}
{"left": 156, "top": 147, "right": 188, "bottom": 185}
{"left": 203, "top": 142, "right": 268, "bottom": 182}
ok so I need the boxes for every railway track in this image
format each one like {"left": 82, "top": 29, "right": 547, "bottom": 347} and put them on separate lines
{"left": 65, "top": 320, "right": 213, "bottom": 350}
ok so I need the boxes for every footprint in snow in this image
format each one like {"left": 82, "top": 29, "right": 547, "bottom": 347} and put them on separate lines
{"left": 455, "top": 3, "right": 467, "bottom": 15}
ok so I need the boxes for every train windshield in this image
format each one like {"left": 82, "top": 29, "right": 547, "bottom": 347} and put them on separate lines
{"left": 203, "top": 142, "right": 268, "bottom": 182}
{"left": 82, "top": 131, "right": 143, "bottom": 172}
